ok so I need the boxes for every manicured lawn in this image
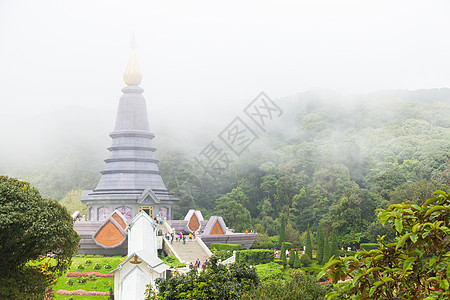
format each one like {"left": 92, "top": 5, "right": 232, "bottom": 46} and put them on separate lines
{"left": 52, "top": 255, "right": 125, "bottom": 299}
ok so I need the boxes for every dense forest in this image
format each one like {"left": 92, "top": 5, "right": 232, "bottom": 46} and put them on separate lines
{"left": 2, "top": 88, "right": 449, "bottom": 249}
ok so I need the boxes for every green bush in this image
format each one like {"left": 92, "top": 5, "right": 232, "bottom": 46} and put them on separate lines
{"left": 77, "top": 276, "right": 87, "bottom": 284}
{"left": 103, "top": 263, "right": 111, "bottom": 269}
{"left": 66, "top": 279, "right": 74, "bottom": 286}
{"left": 93, "top": 263, "right": 101, "bottom": 270}
{"left": 236, "top": 249, "right": 274, "bottom": 265}
{"left": 210, "top": 243, "right": 243, "bottom": 251}
{"left": 85, "top": 259, "right": 92, "bottom": 265}
{"left": 76, "top": 264, "right": 85, "bottom": 270}
{"left": 300, "top": 253, "right": 312, "bottom": 267}
{"left": 360, "top": 243, "right": 379, "bottom": 251}
{"left": 255, "top": 262, "right": 283, "bottom": 281}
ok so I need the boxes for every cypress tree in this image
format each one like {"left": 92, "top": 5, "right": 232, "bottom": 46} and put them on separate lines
{"left": 288, "top": 247, "right": 295, "bottom": 267}
{"left": 323, "top": 230, "right": 330, "bottom": 264}
{"left": 316, "top": 226, "right": 324, "bottom": 264}
{"left": 279, "top": 215, "right": 286, "bottom": 247}
{"left": 306, "top": 223, "right": 312, "bottom": 259}
{"left": 281, "top": 242, "right": 287, "bottom": 267}
{"left": 293, "top": 250, "right": 301, "bottom": 269}
{"left": 331, "top": 227, "right": 339, "bottom": 259}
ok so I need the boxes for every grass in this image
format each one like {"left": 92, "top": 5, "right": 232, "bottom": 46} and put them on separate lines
{"left": 52, "top": 256, "right": 125, "bottom": 299}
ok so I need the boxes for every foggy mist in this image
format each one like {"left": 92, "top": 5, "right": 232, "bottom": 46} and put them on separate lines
{"left": 1, "top": 0, "right": 449, "bottom": 174}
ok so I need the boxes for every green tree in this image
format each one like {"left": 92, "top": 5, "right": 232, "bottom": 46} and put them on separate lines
{"left": 215, "top": 191, "right": 251, "bottom": 232}
{"left": 293, "top": 250, "right": 301, "bottom": 269}
{"left": 300, "top": 252, "right": 312, "bottom": 267}
{"left": 305, "top": 223, "right": 313, "bottom": 259}
{"left": 281, "top": 243, "right": 287, "bottom": 267}
{"left": 152, "top": 255, "right": 259, "bottom": 299}
{"left": 288, "top": 248, "right": 295, "bottom": 267}
{"left": 321, "top": 191, "right": 450, "bottom": 299}
{"left": 0, "top": 176, "right": 80, "bottom": 299}
{"left": 278, "top": 215, "right": 286, "bottom": 247}
{"left": 316, "top": 226, "right": 324, "bottom": 264}
{"left": 330, "top": 227, "right": 338, "bottom": 259}
{"left": 323, "top": 231, "right": 330, "bottom": 264}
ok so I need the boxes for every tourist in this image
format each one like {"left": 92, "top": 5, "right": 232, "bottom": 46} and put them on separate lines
{"left": 170, "top": 233, "right": 174, "bottom": 244}
{"left": 193, "top": 232, "right": 196, "bottom": 239}
{"left": 183, "top": 235, "right": 186, "bottom": 244}
{"left": 179, "top": 232, "right": 182, "bottom": 240}
{"left": 245, "top": 229, "right": 248, "bottom": 234}
{"left": 189, "top": 233, "right": 192, "bottom": 240}
{"left": 189, "top": 262, "right": 193, "bottom": 270}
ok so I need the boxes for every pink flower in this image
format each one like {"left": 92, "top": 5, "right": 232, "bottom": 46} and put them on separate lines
{"left": 57, "top": 289, "right": 110, "bottom": 295}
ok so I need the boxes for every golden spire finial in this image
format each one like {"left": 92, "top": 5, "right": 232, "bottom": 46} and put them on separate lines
{"left": 123, "top": 33, "right": 142, "bottom": 86}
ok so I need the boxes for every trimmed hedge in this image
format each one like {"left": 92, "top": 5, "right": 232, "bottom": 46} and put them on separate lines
{"left": 210, "top": 243, "right": 243, "bottom": 251}
{"left": 360, "top": 243, "right": 379, "bottom": 251}
{"left": 251, "top": 241, "right": 276, "bottom": 249}
{"left": 236, "top": 249, "right": 274, "bottom": 265}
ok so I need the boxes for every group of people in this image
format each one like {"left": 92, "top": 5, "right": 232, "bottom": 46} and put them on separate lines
{"left": 189, "top": 258, "right": 208, "bottom": 271}
{"left": 165, "top": 231, "right": 196, "bottom": 244}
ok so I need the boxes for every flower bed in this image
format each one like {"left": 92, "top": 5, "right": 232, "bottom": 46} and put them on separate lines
{"left": 57, "top": 289, "right": 110, "bottom": 296}
{"left": 67, "top": 272, "right": 114, "bottom": 278}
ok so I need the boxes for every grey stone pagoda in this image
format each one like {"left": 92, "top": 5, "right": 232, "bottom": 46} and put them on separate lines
{"left": 81, "top": 39, "right": 179, "bottom": 222}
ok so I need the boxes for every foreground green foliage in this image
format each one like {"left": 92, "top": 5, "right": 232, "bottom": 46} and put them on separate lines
{"left": 0, "top": 176, "right": 80, "bottom": 299}
{"left": 149, "top": 256, "right": 259, "bottom": 299}
{"left": 242, "top": 269, "right": 332, "bottom": 300}
{"left": 321, "top": 191, "right": 450, "bottom": 299}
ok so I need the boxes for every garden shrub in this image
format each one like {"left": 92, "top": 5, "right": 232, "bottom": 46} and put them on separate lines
{"left": 251, "top": 241, "right": 276, "bottom": 249}
{"left": 93, "top": 263, "right": 101, "bottom": 270}
{"left": 103, "top": 263, "right": 111, "bottom": 269}
{"left": 254, "top": 262, "right": 283, "bottom": 281}
{"left": 300, "top": 253, "right": 312, "bottom": 267}
{"left": 77, "top": 277, "right": 87, "bottom": 284}
{"left": 66, "top": 279, "right": 74, "bottom": 286}
{"left": 236, "top": 249, "right": 273, "bottom": 265}
{"left": 85, "top": 260, "right": 92, "bottom": 265}
{"left": 210, "top": 243, "right": 243, "bottom": 251}
{"left": 76, "top": 264, "right": 85, "bottom": 270}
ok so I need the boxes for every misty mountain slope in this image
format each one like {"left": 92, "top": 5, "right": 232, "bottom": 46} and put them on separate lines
{"left": 1, "top": 89, "right": 449, "bottom": 214}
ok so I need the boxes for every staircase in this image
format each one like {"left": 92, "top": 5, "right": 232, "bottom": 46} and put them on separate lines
{"left": 168, "top": 239, "right": 211, "bottom": 265}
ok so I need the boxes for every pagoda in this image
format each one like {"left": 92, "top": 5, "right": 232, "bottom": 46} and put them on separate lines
{"left": 81, "top": 38, "right": 179, "bottom": 222}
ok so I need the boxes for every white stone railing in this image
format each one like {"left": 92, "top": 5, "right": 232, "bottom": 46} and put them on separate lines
{"left": 162, "top": 220, "right": 173, "bottom": 233}
{"left": 220, "top": 251, "right": 236, "bottom": 265}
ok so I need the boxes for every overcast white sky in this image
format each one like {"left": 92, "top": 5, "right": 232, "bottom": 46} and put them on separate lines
{"left": 0, "top": 0, "right": 449, "bottom": 141}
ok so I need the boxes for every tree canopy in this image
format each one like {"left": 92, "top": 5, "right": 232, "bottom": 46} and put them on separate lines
{"left": 0, "top": 176, "right": 80, "bottom": 299}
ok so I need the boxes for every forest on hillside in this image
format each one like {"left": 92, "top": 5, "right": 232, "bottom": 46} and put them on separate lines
{"left": 2, "top": 88, "right": 450, "bottom": 248}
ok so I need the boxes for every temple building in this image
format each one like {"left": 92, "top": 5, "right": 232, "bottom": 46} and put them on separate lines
{"left": 81, "top": 38, "right": 179, "bottom": 222}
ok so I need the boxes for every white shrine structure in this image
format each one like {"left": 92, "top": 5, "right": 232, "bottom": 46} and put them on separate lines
{"left": 111, "top": 211, "right": 169, "bottom": 300}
